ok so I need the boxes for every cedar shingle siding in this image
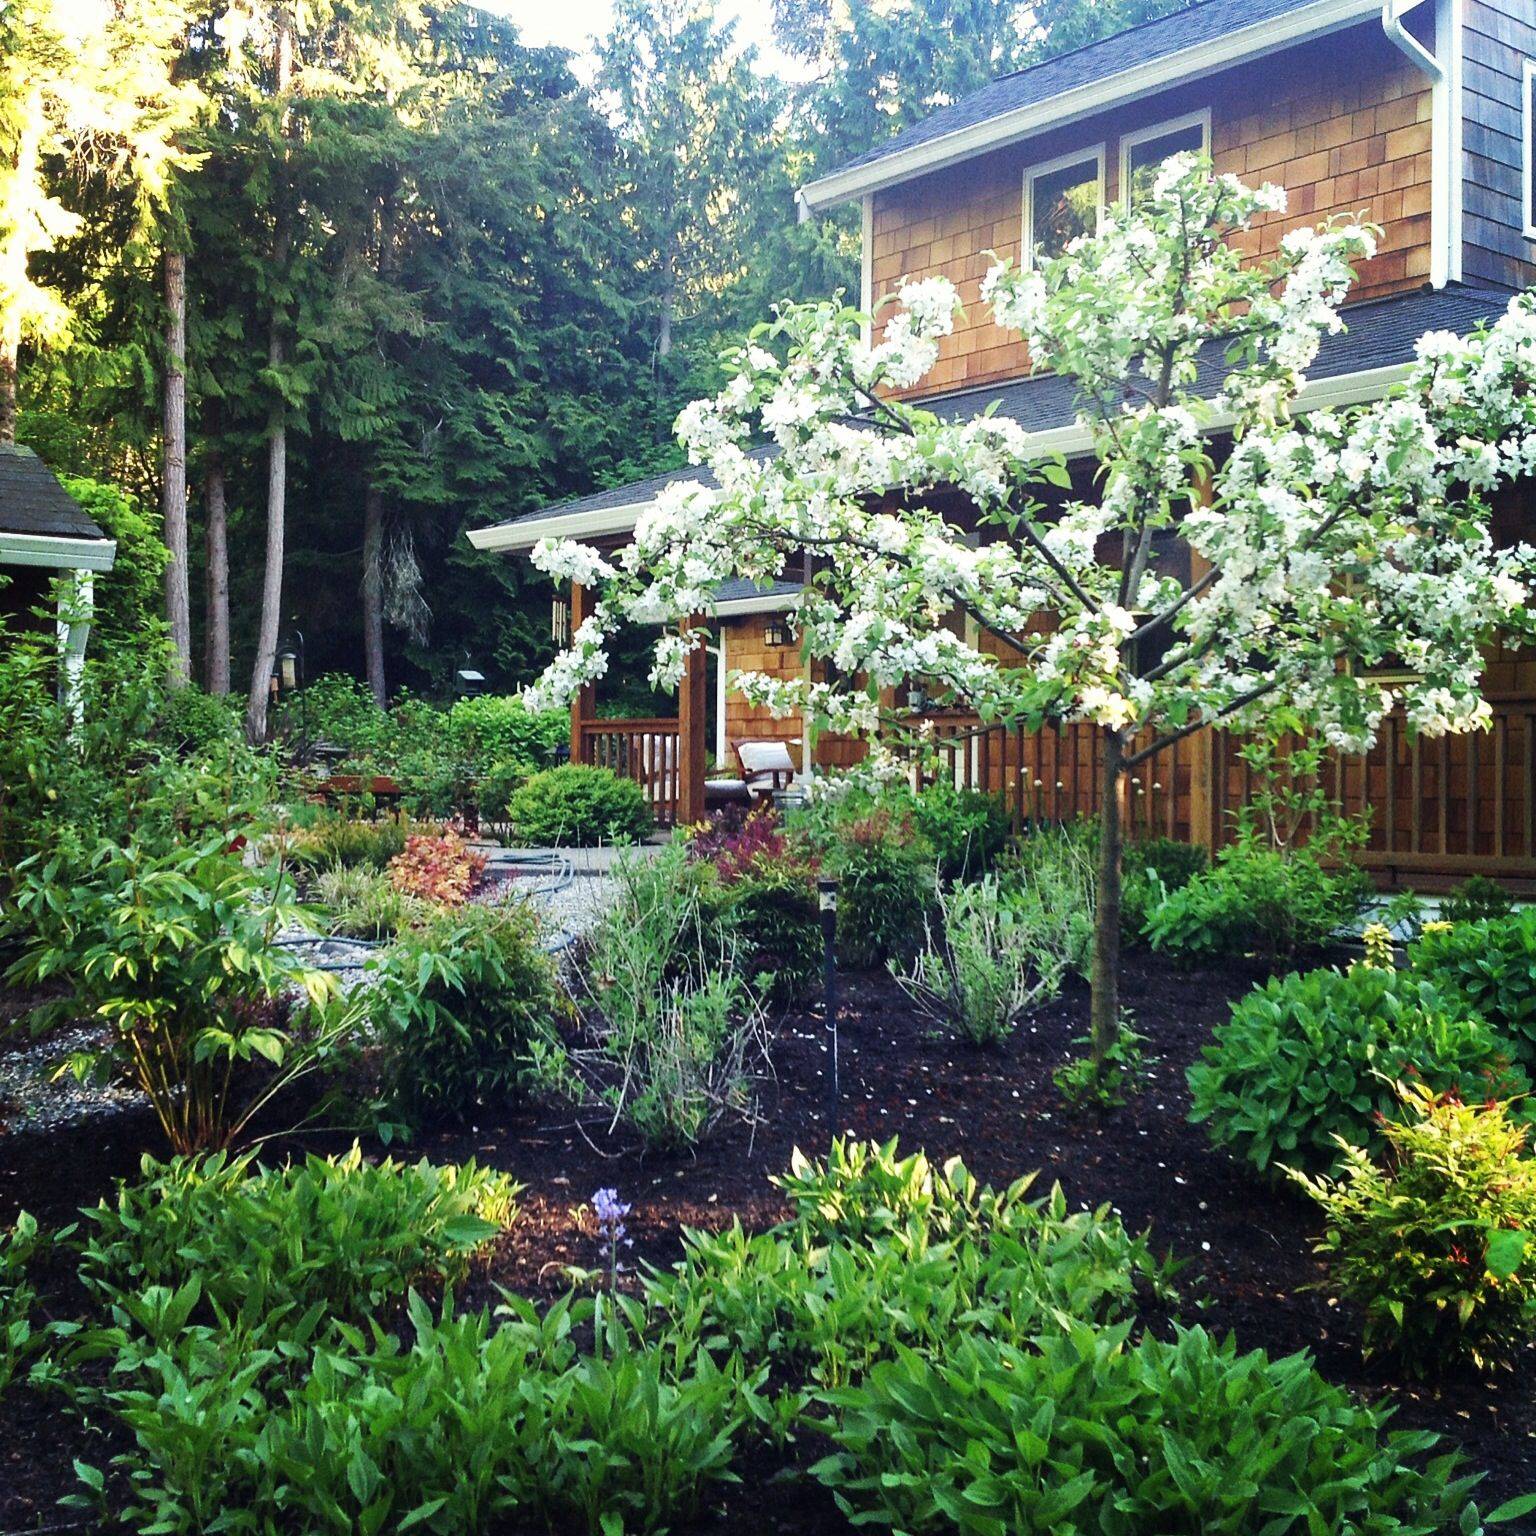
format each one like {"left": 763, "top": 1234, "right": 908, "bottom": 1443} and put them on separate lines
{"left": 1461, "top": 0, "right": 1536, "bottom": 289}
{"left": 872, "top": 22, "right": 1435, "bottom": 395}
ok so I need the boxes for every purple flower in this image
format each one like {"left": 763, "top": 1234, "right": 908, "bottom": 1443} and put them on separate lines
{"left": 592, "top": 1187, "right": 633, "bottom": 1288}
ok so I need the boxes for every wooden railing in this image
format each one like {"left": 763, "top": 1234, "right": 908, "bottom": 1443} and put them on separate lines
{"left": 577, "top": 718, "right": 683, "bottom": 826}
{"left": 908, "top": 701, "right": 1536, "bottom": 887}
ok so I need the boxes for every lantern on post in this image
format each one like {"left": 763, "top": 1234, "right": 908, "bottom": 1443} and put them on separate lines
{"left": 273, "top": 629, "right": 307, "bottom": 759}
{"left": 818, "top": 874, "right": 840, "bottom": 1134}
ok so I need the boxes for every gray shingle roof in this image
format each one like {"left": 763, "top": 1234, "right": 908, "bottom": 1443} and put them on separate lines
{"left": 819, "top": 0, "right": 1344, "bottom": 187}
{"left": 475, "top": 284, "right": 1512, "bottom": 536}
{"left": 0, "top": 444, "right": 109, "bottom": 542}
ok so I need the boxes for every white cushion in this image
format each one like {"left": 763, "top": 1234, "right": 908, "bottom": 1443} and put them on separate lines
{"left": 737, "top": 740, "right": 796, "bottom": 776}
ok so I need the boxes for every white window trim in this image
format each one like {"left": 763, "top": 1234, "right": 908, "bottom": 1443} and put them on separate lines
{"left": 1524, "top": 58, "right": 1536, "bottom": 241}
{"left": 1020, "top": 143, "right": 1106, "bottom": 271}
{"left": 1118, "top": 107, "right": 1212, "bottom": 206}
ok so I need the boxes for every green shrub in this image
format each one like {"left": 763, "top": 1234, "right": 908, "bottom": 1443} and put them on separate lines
{"left": 1293, "top": 1082, "right": 1536, "bottom": 1374}
{"left": 1121, "top": 834, "right": 1209, "bottom": 938}
{"left": 80, "top": 1146, "right": 519, "bottom": 1327}
{"left": 283, "top": 812, "right": 409, "bottom": 873}
{"left": 1411, "top": 908, "right": 1536, "bottom": 1064}
{"left": 508, "top": 764, "right": 651, "bottom": 846}
{"left": 997, "top": 822, "right": 1097, "bottom": 977}
{"left": 1440, "top": 875, "right": 1515, "bottom": 927}
{"left": 313, "top": 864, "right": 422, "bottom": 939}
{"left": 1187, "top": 966, "right": 1529, "bottom": 1176}
{"left": 909, "top": 783, "right": 1011, "bottom": 881}
{"left": 830, "top": 809, "right": 936, "bottom": 968}
{"left": 153, "top": 684, "right": 242, "bottom": 754}
{"left": 1145, "top": 842, "right": 1372, "bottom": 963}
{"left": 0, "top": 1212, "right": 58, "bottom": 1401}
{"left": 4, "top": 834, "right": 351, "bottom": 1154}
{"left": 894, "top": 875, "right": 1070, "bottom": 1044}
{"left": 445, "top": 694, "right": 567, "bottom": 775}
{"left": 368, "top": 902, "right": 571, "bottom": 1125}
{"left": 812, "top": 1321, "right": 1483, "bottom": 1535}
{"left": 727, "top": 864, "right": 822, "bottom": 1007}
{"left": 477, "top": 758, "right": 528, "bottom": 822}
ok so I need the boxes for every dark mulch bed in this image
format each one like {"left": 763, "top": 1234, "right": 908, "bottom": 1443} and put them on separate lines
{"left": 1, "top": 952, "right": 1533, "bottom": 1533}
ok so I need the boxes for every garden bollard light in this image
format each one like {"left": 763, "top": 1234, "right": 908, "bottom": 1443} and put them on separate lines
{"left": 818, "top": 874, "right": 839, "bottom": 1131}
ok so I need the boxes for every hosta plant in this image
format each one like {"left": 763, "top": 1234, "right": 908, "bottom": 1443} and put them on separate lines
{"left": 1187, "top": 965, "right": 1528, "bottom": 1176}
{"left": 1291, "top": 1082, "right": 1536, "bottom": 1373}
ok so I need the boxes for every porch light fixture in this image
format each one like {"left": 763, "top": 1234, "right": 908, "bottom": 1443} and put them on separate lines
{"left": 764, "top": 617, "right": 792, "bottom": 648}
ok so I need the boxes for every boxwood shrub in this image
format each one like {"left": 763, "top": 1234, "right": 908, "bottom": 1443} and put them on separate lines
{"left": 1187, "top": 965, "right": 1529, "bottom": 1176}
{"left": 507, "top": 765, "right": 651, "bottom": 847}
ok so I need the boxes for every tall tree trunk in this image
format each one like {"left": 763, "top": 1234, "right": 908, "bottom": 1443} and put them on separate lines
{"left": 1088, "top": 729, "right": 1126, "bottom": 1071}
{"left": 203, "top": 455, "right": 229, "bottom": 694}
{"left": 162, "top": 248, "right": 190, "bottom": 682}
{"left": 245, "top": 11, "right": 294, "bottom": 743}
{"left": 362, "top": 479, "right": 386, "bottom": 705}
{"left": 0, "top": 315, "right": 17, "bottom": 446}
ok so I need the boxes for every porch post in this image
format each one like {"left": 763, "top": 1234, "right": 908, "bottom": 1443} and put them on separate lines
{"left": 56, "top": 569, "right": 93, "bottom": 728}
{"left": 677, "top": 614, "right": 708, "bottom": 825}
{"left": 569, "top": 579, "right": 595, "bottom": 764}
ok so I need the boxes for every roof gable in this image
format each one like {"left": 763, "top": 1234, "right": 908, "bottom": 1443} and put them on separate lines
{"left": 799, "top": 0, "right": 1385, "bottom": 210}
{"left": 0, "top": 445, "right": 109, "bottom": 543}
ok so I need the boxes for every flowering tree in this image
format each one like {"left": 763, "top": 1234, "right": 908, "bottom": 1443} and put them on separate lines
{"left": 527, "top": 159, "right": 1536, "bottom": 1069}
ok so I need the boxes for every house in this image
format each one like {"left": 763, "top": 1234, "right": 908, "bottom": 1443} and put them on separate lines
{"left": 0, "top": 444, "right": 117, "bottom": 701}
{"left": 470, "top": 0, "right": 1536, "bottom": 887}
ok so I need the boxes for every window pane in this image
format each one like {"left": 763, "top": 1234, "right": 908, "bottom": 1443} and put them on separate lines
{"left": 1030, "top": 159, "right": 1100, "bottom": 263}
{"left": 1126, "top": 122, "right": 1206, "bottom": 204}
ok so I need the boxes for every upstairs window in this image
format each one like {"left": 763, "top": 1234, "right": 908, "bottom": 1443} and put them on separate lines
{"left": 1023, "top": 146, "right": 1105, "bottom": 268}
{"left": 1525, "top": 59, "right": 1536, "bottom": 240}
{"left": 1121, "top": 110, "right": 1212, "bottom": 207}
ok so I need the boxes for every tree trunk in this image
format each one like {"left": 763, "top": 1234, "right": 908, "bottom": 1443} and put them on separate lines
{"left": 0, "top": 321, "right": 16, "bottom": 446}
{"left": 203, "top": 456, "right": 229, "bottom": 694}
{"left": 1088, "top": 729, "right": 1126, "bottom": 1071}
{"left": 362, "top": 479, "right": 386, "bottom": 705}
{"left": 0, "top": 102, "right": 42, "bottom": 446}
{"left": 244, "top": 10, "right": 294, "bottom": 743}
{"left": 162, "top": 248, "right": 190, "bottom": 682}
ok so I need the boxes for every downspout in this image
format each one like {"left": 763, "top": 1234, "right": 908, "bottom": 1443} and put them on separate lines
{"left": 1381, "top": 0, "right": 1459, "bottom": 288}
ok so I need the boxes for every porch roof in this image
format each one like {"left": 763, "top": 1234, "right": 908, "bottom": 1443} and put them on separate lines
{"left": 0, "top": 444, "right": 117, "bottom": 571}
{"left": 468, "top": 283, "right": 1514, "bottom": 555}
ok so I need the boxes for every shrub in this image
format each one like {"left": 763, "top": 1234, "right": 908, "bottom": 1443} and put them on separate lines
{"left": 153, "top": 684, "right": 242, "bottom": 755}
{"left": 1187, "top": 966, "right": 1529, "bottom": 1176}
{"left": 895, "top": 875, "right": 1070, "bottom": 1044}
{"left": 283, "top": 812, "right": 408, "bottom": 874}
{"left": 1440, "top": 875, "right": 1515, "bottom": 927}
{"left": 1411, "top": 908, "right": 1536, "bottom": 1064}
{"left": 387, "top": 826, "right": 488, "bottom": 905}
{"left": 1121, "top": 834, "right": 1209, "bottom": 938}
{"left": 542, "top": 848, "right": 768, "bottom": 1149}
{"left": 508, "top": 765, "right": 651, "bottom": 847}
{"left": 1145, "top": 841, "right": 1372, "bottom": 963}
{"left": 477, "top": 758, "right": 528, "bottom": 822}
{"left": 830, "top": 809, "right": 936, "bottom": 968}
{"left": 368, "top": 902, "right": 570, "bottom": 1125}
{"left": 1292, "top": 1082, "right": 1536, "bottom": 1374}
{"left": 997, "top": 822, "right": 1097, "bottom": 977}
{"left": 3, "top": 835, "right": 353, "bottom": 1154}
{"left": 727, "top": 865, "right": 822, "bottom": 1008}
{"left": 313, "top": 864, "right": 422, "bottom": 939}
{"left": 0, "top": 1212, "right": 59, "bottom": 1401}
{"left": 80, "top": 1146, "right": 518, "bottom": 1328}
{"left": 445, "top": 693, "right": 567, "bottom": 775}
{"left": 812, "top": 1322, "right": 1483, "bottom": 1535}
{"left": 909, "top": 783, "right": 1011, "bottom": 881}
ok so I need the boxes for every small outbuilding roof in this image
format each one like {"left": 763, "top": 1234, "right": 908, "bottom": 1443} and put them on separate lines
{"left": 0, "top": 444, "right": 116, "bottom": 570}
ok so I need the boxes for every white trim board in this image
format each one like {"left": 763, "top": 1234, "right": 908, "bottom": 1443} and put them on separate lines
{"left": 467, "top": 499, "right": 685, "bottom": 554}
{"left": 1021, "top": 143, "right": 1106, "bottom": 270}
{"left": 0, "top": 532, "right": 117, "bottom": 572}
{"left": 1523, "top": 57, "right": 1536, "bottom": 241}
{"left": 798, "top": 0, "right": 1385, "bottom": 212}
{"left": 1118, "top": 108, "right": 1212, "bottom": 206}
